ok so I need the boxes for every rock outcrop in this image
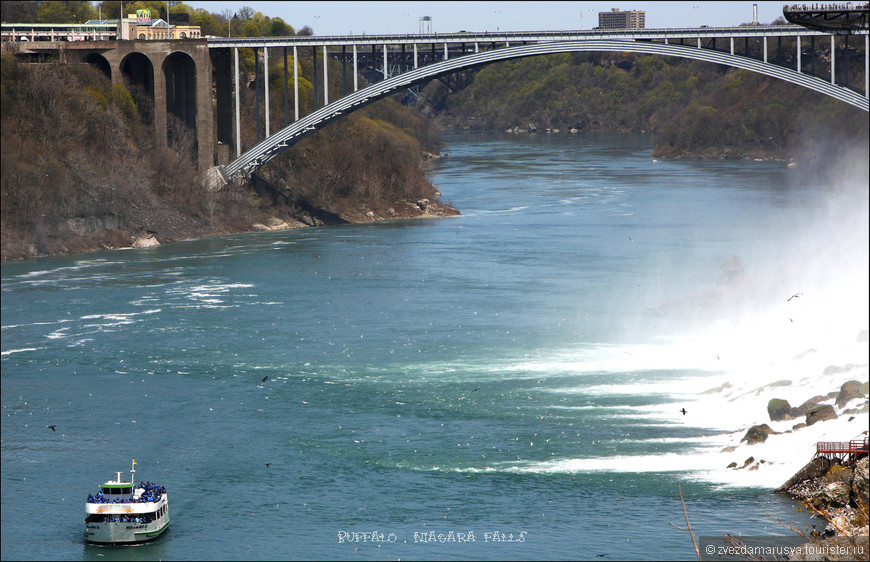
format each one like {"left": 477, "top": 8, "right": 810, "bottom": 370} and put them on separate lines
{"left": 806, "top": 405, "right": 838, "bottom": 426}
{"left": 777, "top": 455, "right": 869, "bottom": 539}
{"left": 741, "top": 424, "right": 777, "bottom": 444}
{"left": 768, "top": 398, "right": 794, "bottom": 421}
{"left": 132, "top": 234, "right": 159, "bottom": 248}
{"left": 836, "top": 380, "right": 866, "bottom": 408}
{"left": 794, "top": 395, "right": 827, "bottom": 417}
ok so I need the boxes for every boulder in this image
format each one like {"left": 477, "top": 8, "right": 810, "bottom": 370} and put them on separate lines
{"left": 203, "top": 166, "right": 227, "bottom": 192}
{"left": 793, "top": 395, "right": 827, "bottom": 416}
{"left": 132, "top": 234, "right": 159, "bottom": 248}
{"left": 853, "top": 457, "right": 869, "bottom": 506}
{"left": 265, "top": 217, "right": 290, "bottom": 230}
{"left": 836, "top": 380, "right": 864, "bottom": 408}
{"left": 741, "top": 424, "right": 776, "bottom": 444}
{"left": 806, "top": 405, "right": 837, "bottom": 426}
{"left": 792, "top": 422, "right": 807, "bottom": 431}
{"left": 821, "top": 481, "right": 851, "bottom": 505}
{"left": 825, "top": 464, "right": 854, "bottom": 487}
{"left": 727, "top": 461, "right": 737, "bottom": 469}
{"left": 767, "top": 398, "right": 793, "bottom": 421}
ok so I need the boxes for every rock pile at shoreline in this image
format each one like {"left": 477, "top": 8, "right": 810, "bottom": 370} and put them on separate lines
{"left": 775, "top": 455, "right": 868, "bottom": 558}
{"left": 723, "top": 378, "right": 869, "bottom": 475}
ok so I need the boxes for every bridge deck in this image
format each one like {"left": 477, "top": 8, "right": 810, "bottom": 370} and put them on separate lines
{"left": 202, "top": 25, "right": 846, "bottom": 49}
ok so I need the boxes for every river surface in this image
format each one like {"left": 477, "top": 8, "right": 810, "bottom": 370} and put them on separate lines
{"left": 3, "top": 132, "right": 868, "bottom": 560}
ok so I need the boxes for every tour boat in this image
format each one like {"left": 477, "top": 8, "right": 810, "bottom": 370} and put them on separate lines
{"left": 84, "top": 459, "right": 169, "bottom": 544}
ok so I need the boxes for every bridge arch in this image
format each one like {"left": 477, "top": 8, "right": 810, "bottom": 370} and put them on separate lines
{"left": 223, "top": 39, "right": 869, "bottom": 180}
{"left": 162, "top": 51, "right": 198, "bottom": 157}
{"left": 120, "top": 52, "right": 154, "bottom": 125}
{"left": 84, "top": 53, "right": 111, "bottom": 79}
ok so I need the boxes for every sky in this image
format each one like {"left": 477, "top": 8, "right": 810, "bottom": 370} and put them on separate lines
{"left": 185, "top": 1, "right": 789, "bottom": 36}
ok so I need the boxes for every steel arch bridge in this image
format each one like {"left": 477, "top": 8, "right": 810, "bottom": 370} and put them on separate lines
{"left": 220, "top": 38, "right": 869, "bottom": 181}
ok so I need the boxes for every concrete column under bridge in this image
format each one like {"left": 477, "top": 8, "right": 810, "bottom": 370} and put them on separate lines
{"left": 23, "top": 40, "right": 215, "bottom": 171}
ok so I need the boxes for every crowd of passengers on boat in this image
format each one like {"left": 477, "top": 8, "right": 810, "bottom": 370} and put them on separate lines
{"left": 87, "top": 481, "right": 165, "bottom": 504}
{"left": 101, "top": 514, "right": 152, "bottom": 523}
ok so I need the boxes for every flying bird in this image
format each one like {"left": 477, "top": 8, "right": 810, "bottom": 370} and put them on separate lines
{"left": 680, "top": 408, "right": 687, "bottom": 416}
{"left": 787, "top": 293, "right": 803, "bottom": 301}
{"left": 261, "top": 376, "right": 268, "bottom": 383}
{"left": 47, "top": 425, "right": 56, "bottom": 432}
{"left": 265, "top": 463, "right": 271, "bottom": 468}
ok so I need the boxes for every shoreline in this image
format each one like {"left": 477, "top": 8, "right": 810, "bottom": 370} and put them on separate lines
{"left": 0, "top": 193, "right": 460, "bottom": 264}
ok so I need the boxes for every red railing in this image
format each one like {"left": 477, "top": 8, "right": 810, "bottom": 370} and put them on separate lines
{"left": 815, "top": 438, "right": 869, "bottom": 465}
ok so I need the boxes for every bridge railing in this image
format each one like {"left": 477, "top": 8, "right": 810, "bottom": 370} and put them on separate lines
{"left": 203, "top": 24, "right": 838, "bottom": 49}
{"left": 815, "top": 438, "right": 870, "bottom": 465}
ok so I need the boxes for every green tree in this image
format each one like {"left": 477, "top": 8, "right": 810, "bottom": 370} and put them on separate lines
{"left": 36, "top": 1, "right": 96, "bottom": 23}
{"left": 1, "top": 1, "right": 41, "bottom": 23}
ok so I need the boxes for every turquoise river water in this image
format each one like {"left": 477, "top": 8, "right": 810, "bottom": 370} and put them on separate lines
{"left": 3, "top": 132, "right": 868, "bottom": 560}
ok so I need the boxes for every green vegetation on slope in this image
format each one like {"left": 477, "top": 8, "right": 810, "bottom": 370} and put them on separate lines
{"left": 0, "top": 1, "right": 445, "bottom": 261}
{"left": 417, "top": 50, "right": 868, "bottom": 160}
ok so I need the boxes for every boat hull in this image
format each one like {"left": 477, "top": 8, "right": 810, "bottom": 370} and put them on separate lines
{"left": 84, "top": 518, "right": 169, "bottom": 544}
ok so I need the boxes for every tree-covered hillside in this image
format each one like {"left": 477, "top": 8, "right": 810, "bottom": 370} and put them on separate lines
{"left": 3, "top": 2, "right": 867, "bottom": 261}
{"left": 1, "top": 1, "right": 449, "bottom": 261}
{"left": 415, "top": 50, "right": 868, "bottom": 161}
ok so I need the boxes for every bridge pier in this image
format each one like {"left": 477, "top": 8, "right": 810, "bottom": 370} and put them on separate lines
{"left": 264, "top": 47, "right": 270, "bottom": 138}
{"left": 295, "top": 46, "right": 300, "bottom": 120}
{"left": 45, "top": 40, "right": 214, "bottom": 171}
{"left": 234, "top": 47, "right": 241, "bottom": 159}
{"left": 212, "top": 47, "right": 233, "bottom": 164}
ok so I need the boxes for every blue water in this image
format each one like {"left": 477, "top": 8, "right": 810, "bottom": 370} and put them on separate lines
{"left": 4, "top": 131, "right": 848, "bottom": 560}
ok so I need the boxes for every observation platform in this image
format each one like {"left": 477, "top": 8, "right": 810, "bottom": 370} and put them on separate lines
{"left": 783, "top": 3, "right": 870, "bottom": 33}
{"left": 815, "top": 438, "right": 870, "bottom": 465}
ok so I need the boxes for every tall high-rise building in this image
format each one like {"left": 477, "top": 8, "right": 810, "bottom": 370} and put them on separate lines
{"left": 598, "top": 8, "right": 646, "bottom": 29}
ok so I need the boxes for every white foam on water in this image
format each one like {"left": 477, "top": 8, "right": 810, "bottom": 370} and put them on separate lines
{"left": 467, "top": 150, "right": 870, "bottom": 489}
{"left": 1, "top": 319, "right": 75, "bottom": 331}
{"left": 1, "top": 347, "right": 43, "bottom": 357}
